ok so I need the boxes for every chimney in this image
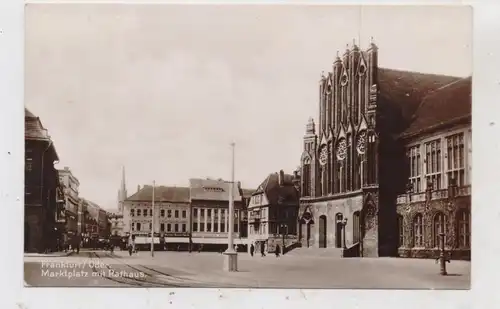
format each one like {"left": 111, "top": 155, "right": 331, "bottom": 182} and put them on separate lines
{"left": 137, "top": 185, "right": 141, "bottom": 192}
{"left": 279, "top": 170, "right": 285, "bottom": 186}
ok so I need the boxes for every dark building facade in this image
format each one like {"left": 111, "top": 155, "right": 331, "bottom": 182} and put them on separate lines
{"left": 297, "top": 40, "right": 471, "bottom": 259}
{"left": 247, "top": 170, "right": 300, "bottom": 253}
{"left": 24, "top": 108, "right": 64, "bottom": 253}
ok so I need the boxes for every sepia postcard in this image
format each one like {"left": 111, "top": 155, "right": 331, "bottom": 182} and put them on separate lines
{"left": 23, "top": 4, "right": 472, "bottom": 289}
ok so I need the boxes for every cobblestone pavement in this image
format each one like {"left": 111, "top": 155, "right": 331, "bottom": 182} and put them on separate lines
{"left": 24, "top": 250, "right": 470, "bottom": 289}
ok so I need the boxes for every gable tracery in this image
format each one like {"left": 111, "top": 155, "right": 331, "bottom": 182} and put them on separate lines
{"left": 300, "top": 41, "right": 379, "bottom": 198}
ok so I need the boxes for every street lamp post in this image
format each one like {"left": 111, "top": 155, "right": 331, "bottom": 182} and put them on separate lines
{"left": 280, "top": 224, "right": 288, "bottom": 255}
{"left": 151, "top": 180, "right": 155, "bottom": 258}
{"left": 223, "top": 142, "right": 238, "bottom": 272}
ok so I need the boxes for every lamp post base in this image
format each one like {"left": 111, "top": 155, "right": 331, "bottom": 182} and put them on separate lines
{"left": 223, "top": 250, "right": 238, "bottom": 272}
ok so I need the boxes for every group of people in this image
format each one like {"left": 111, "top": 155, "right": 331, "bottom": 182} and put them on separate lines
{"left": 249, "top": 242, "right": 281, "bottom": 258}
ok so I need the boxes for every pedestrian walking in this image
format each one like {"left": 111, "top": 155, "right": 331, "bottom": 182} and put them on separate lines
{"left": 275, "top": 244, "right": 280, "bottom": 258}
{"left": 250, "top": 243, "right": 254, "bottom": 257}
{"left": 75, "top": 235, "right": 81, "bottom": 254}
{"left": 260, "top": 242, "right": 266, "bottom": 257}
{"left": 127, "top": 236, "right": 135, "bottom": 256}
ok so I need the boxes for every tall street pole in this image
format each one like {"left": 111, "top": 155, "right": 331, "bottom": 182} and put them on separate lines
{"left": 151, "top": 180, "right": 155, "bottom": 258}
{"left": 228, "top": 142, "right": 235, "bottom": 252}
{"left": 223, "top": 142, "right": 238, "bottom": 271}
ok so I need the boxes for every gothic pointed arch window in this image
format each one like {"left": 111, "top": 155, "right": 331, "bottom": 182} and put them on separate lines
{"left": 457, "top": 209, "right": 471, "bottom": 248}
{"left": 433, "top": 212, "right": 447, "bottom": 247}
{"left": 353, "top": 211, "right": 361, "bottom": 243}
{"left": 336, "top": 138, "right": 347, "bottom": 192}
{"left": 328, "top": 141, "right": 333, "bottom": 194}
{"left": 302, "top": 157, "right": 312, "bottom": 197}
{"left": 412, "top": 213, "right": 424, "bottom": 247}
{"left": 346, "top": 133, "right": 352, "bottom": 191}
{"left": 397, "top": 214, "right": 404, "bottom": 247}
{"left": 357, "top": 130, "right": 367, "bottom": 189}
{"left": 366, "top": 131, "right": 377, "bottom": 185}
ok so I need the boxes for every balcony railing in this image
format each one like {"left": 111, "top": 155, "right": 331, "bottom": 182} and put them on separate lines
{"left": 431, "top": 189, "right": 448, "bottom": 200}
{"left": 397, "top": 185, "right": 472, "bottom": 204}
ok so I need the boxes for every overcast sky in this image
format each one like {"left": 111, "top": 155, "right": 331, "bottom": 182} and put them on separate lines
{"left": 25, "top": 4, "right": 472, "bottom": 210}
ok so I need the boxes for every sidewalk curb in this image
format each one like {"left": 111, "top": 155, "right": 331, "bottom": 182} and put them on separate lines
{"left": 24, "top": 251, "right": 74, "bottom": 258}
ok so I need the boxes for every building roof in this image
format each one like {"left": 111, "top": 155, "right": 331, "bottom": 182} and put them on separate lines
{"left": 25, "top": 108, "right": 59, "bottom": 160}
{"left": 189, "top": 178, "right": 242, "bottom": 202}
{"left": 25, "top": 108, "right": 50, "bottom": 140}
{"left": 255, "top": 172, "right": 299, "bottom": 206}
{"left": 126, "top": 185, "right": 190, "bottom": 203}
{"left": 241, "top": 188, "right": 255, "bottom": 199}
{"left": 378, "top": 68, "right": 461, "bottom": 122}
{"left": 401, "top": 76, "right": 472, "bottom": 138}
{"left": 376, "top": 68, "right": 463, "bottom": 136}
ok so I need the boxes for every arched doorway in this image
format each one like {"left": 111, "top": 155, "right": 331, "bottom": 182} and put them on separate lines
{"left": 301, "top": 210, "right": 313, "bottom": 248}
{"left": 24, "top": 222, "right": 30, "bottom": 252}
{"left": 335, "top": 213, "right": 343, "bottom": 248}
{"left": 318, "top": 215, "right": 327, "bottom": 248}
{"left": 353, "top": 211, "right": 361, "bottom": 243}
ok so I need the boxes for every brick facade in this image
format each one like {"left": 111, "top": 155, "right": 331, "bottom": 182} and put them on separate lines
{"left": 296, "top": 40, "right": 471, "bottom": 259}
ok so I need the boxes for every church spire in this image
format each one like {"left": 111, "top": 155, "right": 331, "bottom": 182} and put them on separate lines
{"left": 118, "top": 165, "right": 128, "bottom": 213}
{"left": 121, "top": 165, "right": 126, "bottom": 192}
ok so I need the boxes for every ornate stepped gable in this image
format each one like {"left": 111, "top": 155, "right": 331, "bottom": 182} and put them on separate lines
{"left": 299, "top": 40, "right": 469, "bottom": 199}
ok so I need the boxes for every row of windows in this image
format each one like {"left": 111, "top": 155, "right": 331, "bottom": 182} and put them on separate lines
{"left": 192, "top": 208, "right": 238, "bottom": 218}
{"left": 397, "top": 210, "right": 470, "bottom": 248}
{"left": 131, "top": 222, "right": 187, "bottom": 233}
{"left": 192, "top": 222, "right": 238, "bottom": 233}
{"left": 408, "top": 132, "right": 468, "bottom": 192}
{"left": 130, "top": 209, "right": 187, "bottom": 218}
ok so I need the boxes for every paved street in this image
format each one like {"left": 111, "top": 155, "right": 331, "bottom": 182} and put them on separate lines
{"left": 24, "top": 250, "right": 470, "bottom": 289}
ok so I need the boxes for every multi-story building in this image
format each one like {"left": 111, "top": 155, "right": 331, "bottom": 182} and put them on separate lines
{"left": 189, "top": 178, "right": 247, "bottom": 251}
{"left": 248, "top": 170, "right": 300, "bottom": 253}
{"left": 296, "top": 39, "right": 471, "bottom": 259}
{"left": 108, "top": 212, "right": 124, "bottom": 236}
{"left": 395, "top": 77, "right": 471, "bottom": 259}
{"left": 24, "top": 108, "right": 64, "bottom": 253}
{"left": 58, "top": 167, "right": 80, "bottom": 243}
{"left": 81, "top": 199, "right": 108, "bottom": 241}
{"left": 123, "top": 185, "right": 191, "bottom": 250}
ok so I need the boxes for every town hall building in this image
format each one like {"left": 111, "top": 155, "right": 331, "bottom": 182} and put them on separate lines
{"left": 297, "top": 39, "right": 471, "bottom": 259}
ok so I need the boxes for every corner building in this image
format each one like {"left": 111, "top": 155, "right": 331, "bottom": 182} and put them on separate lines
{"left": 298, "top": 40, "right": 471, "bottom": 258}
